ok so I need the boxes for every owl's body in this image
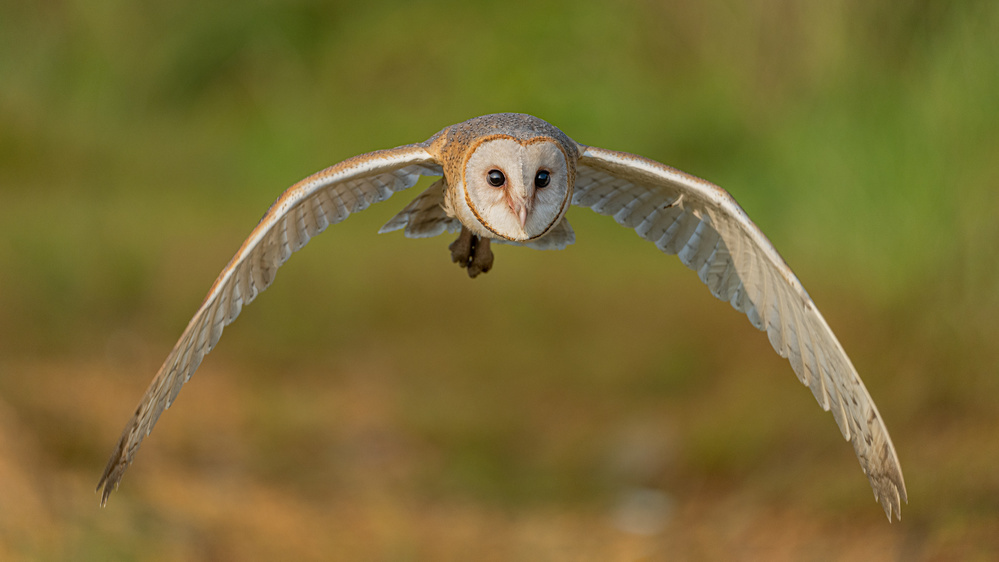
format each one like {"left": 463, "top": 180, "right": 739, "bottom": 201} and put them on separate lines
{"left": 388, "top": 113, "right": 579, "bottom": 275}
{"left": 98, "top": 114, "right": 907, "bottom": 520}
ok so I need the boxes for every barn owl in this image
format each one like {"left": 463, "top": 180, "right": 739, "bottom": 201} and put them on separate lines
{"left": 97, "top": 113, "right": 906, "bottom": 519}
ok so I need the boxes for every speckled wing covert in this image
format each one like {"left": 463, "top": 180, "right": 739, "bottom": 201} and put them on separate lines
{"left": 574, "top": 146, "right": 907, "bottom": 520}
{"left": 97, "top": 145, "right": 442, "bottom": 505}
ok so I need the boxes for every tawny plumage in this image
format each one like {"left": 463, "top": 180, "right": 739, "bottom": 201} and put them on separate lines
{"left": 98, "top": 113, "right": 906, "bottom": 520}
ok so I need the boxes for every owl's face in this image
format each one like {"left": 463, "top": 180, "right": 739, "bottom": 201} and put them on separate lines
{"left": 461, "top": 136, "right": 573, "bottom": 241}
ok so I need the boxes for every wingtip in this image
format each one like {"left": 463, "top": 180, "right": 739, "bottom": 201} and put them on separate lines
{"left": 96, "top": 469, "right": 116, "bottom": 507}
{"left": 872, "top": 473, "right": 906, "bottom": 522}
{"left": 96, "top": 437, "right": 129, "bottom": 508}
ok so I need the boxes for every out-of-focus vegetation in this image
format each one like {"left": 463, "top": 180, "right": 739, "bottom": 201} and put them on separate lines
{"left": 1, "top": 0, "right": 997, "bottom": 559}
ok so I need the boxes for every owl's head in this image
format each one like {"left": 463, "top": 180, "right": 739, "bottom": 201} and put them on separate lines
{"left": 453, "top": 125, "right": 576, "bottom": 242}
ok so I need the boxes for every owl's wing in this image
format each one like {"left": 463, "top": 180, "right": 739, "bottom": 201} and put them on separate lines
{"left": 575, "top": 146, "right": 906, "bottom": 520}
{"left": 97, "top": 145, "right": 442, "bottom": 505}
{"left": 379, "top": 178, "right": 462, "bottom": 237}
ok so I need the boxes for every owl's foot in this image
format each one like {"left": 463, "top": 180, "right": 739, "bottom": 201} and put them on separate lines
{"left": 449, "top": 228, "right": 493, "bottom": 278}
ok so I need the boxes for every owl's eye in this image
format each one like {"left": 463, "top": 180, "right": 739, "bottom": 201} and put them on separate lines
{"left": 486, "top": 169, "right": 506, "bottom": 187}
{"left": 534, "top": 170, "right": 551, "bottom": 188}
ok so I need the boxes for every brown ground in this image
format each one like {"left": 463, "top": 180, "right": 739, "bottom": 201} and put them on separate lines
{"left": 1, "top": 253, "right": 996, "bottom": 560}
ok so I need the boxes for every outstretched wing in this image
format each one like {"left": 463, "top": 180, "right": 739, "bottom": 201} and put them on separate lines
{"left": 575, "top": 146, "right": 906, "bottom": 520}
{"left": 98, "top": 145, "right": 443, "bottom": 504}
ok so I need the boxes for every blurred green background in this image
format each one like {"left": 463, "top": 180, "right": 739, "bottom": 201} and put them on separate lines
{"left": 2, "top": 0, "right": 998, "bottom": 559}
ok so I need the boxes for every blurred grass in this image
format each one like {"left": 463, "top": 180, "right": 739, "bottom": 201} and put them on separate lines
{"left": 2, "top": 0, "right": 999, "bottom": 560}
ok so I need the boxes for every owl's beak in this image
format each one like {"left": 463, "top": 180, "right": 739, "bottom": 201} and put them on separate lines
{"left": 506, "top": 194, "right": 531, "bottom": 230}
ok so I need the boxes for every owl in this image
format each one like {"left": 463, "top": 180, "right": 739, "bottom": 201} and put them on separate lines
{"left": 97, "top": 113, "right": 906, "bottom": 519}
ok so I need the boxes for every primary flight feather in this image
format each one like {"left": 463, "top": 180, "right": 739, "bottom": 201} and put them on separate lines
{"left": 98, "top": 113, "right": 906, "bottom": 519}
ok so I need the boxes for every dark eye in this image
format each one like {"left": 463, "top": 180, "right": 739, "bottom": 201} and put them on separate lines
{"left": 534, "top": 170, "right": 551, "bottom": 188}
{"left": 486, "top": 169, "right": 505, "bottom": 187}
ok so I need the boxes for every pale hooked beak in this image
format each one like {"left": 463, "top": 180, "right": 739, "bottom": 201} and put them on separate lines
{"left": 506, "top": 194, "right": 530, "bottom": 230}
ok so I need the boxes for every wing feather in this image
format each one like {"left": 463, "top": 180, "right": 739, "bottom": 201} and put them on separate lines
{"left": 575, "top": 146, "right": 906, "bottom": 520}
{"left": 97, "top": 145, "right": 442, "bottom": 504}
{"left": 378, "top": 179, "right": 462, "bottom": 238}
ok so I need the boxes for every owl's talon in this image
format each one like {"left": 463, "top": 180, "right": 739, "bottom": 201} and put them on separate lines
{"left": 450, "top": 228, "right": 493, "bottom": 278}
{"left": 449, "top": 228, "right": 474, "bottom": 265}
{"left": 467, "top": 237, "right": 493, "bottom": 277}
